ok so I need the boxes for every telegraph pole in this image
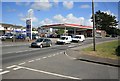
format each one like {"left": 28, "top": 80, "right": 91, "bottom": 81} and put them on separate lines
{"left": 92, "top": 0, "right": 96, "bottom": 51}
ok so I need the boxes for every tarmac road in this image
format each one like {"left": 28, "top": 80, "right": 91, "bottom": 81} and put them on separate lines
{"left": 1, "top": 37, "right": 119, "bottom": 80}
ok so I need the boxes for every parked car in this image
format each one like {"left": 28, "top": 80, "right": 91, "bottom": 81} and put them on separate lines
{"left": 56, "top": 36, "right": 72, "bottom": 44}
{"left": 5, "top": 33, "right": 14, "bottom": 39}
{"left": 95, "top": 34, "right": 102, "bottom": 38}
{"left": 72, "top": 35, "right": 85, "bottom": 42}
{"left": 0, "top": 35, "right": 6, "bottom": 40}
{"left": 16, "top": 34, "right": 26, "bottom": 39}
{"left": 31, "top": 38, "right": 52, "bottom": 48}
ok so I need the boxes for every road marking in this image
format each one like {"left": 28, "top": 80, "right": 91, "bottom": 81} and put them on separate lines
{"left": 16, "top": 51, "right": 23, "bottom": 53}
{"left": 52, "top": 54, "right": 55, "bottom": 56}
{"left": 64, "top": 51, "right": 77, "bottom": 60}
{"left": 6, "top": 52, "right": 13, "bottom": 54}
{"left": 56, "top": 53, "right": 59, "bottom": 55}
{"left": 28, "top": 60, "right": 35, "bottom": 63}
{"left": 6, "top": 65, "right": 17, "bottom": 69}
{"left": 68, "top": 45, "right": 75, "bottom": 47}
{"left": 25, "top": 50, "right": 29, "bottom": 51}
{"left": 18, "top": 62, "right": 26, "bottom": 65}
{"left": 19, "top": 66, "right": 82, "bottom": 80}
{"left": 35, "top": 58, "right": 41, "bottom": 61}
{"left": 48, "top": 55, "right": 52, "bottom": 57}
{"left": 0, "top": 71, "right": 10, "bottom": 75}
{"left": 0, "top": 69, "right": 2, "bottom": 71}
{"left": 13, "top": 67, "right": 23, "bottom": 70}
{"left": 43, "top": 57, "right": 47, "bottom": 59}
{"left": 60, "top": 52, "right": 63, "bottom": 54}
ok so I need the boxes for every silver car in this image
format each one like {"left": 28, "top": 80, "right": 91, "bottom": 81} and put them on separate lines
{"left": 31, "top": 38, "right": 52, "bottom": 48}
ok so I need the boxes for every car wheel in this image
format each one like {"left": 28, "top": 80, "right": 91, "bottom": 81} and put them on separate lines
{"left": 40, "top": 44, "right": 43, "bottom": 48}
{"left": 78, "top": 41, "right": 80, "bottom": 43}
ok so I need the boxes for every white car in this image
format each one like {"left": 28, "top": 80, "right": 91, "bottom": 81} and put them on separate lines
{"left": 72, "top": 35, "right": 85, "bottom": 42}
{"left": 56, "top": 36, "right": 72, "bottom": 44}
{"left": 0, "top": 35, "right": 6, "bottom": 40}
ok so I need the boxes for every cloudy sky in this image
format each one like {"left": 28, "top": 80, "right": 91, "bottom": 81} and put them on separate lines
{"left": 1, "top": 0, "right": 118, "bottom": 27}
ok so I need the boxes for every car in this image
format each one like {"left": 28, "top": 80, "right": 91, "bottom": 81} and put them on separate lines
{"left": 16, "top": 34, "right": 26, "bottom": 39}
{"left": 95, "top": 34, "right": 102, "bottom": 38}
{"left": 72, "top": 35, "right": 85, "bottom": 42}
{"left": 56, "top": 36, "right": 72, "bottom": 44}
{"left": 5, "top": 33, "right": 14, "bottom": 39}
{"left": 31, "top": 38, "right": 52, "bottom": 48}
{"left": 0, "top": 35, "right": 6, "bottom": 40}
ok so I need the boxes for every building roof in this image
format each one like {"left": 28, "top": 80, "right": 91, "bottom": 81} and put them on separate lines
{"left": 0, "top": 23, "right": 24, "bottom": 28}
{"left": 41, "top": 23, "right": 93, "bottom": 29}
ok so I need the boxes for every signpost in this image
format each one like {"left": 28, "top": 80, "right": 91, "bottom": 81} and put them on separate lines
{"left": 26, "top": 9, "right": 33, "bottom": 40}
{"left": 26, "top": 19, "right": 32, "bottom": 40}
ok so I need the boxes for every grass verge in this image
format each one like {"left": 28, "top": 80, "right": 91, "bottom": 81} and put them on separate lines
{"left": 81, "top": 40, "right": 119, "bottom": 60}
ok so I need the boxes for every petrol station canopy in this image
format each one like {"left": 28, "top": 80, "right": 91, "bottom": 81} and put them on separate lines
{"left": 41, "top": 23, "right": 93, "bottom": 30}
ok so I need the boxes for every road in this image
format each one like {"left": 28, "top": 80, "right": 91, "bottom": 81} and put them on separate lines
{"left": 1, "top": 37, "right": 119, "bottom": 80}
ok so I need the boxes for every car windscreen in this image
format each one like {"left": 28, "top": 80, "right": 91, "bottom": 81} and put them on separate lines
{"left": 74, "top": 36, "right": 81, "bottom": 38}
{"left": 60, "top": 37, "right": 66, "bottom": 40}
{"left": 36, "top": 38, "right": 43, "bottom": 42}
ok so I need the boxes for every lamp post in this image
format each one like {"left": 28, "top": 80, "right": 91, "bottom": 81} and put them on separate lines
{"left": 92, "top": 0, "right": 96, "bottom": 51}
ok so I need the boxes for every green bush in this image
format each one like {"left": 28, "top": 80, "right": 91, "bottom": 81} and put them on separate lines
{"left": 116, "top": 45, "right": 120, "bottom": 56}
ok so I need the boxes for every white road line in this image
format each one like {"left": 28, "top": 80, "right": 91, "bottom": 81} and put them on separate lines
{"left": 20, "top": 66, "right": 82, "bottom": 80}
{"left": 24, "top": 50, "right": 29, "bottom": 51}
{"left": 6, "top": 65, "right": 17, "bottom": 69}
{"left": 6, "top": 52, "right": 13, "bottom": 54}
{"left": 0, "top": 69, "right": 2, "bottom": 71}
{"left": 18, "top": 62, "right": 26, "bottom": 65}
{"left": 35, "top": 58, "right": 41, "bottom": 61}
{"left": 64, "top": 52, "right": 77, "bottom": 60}
{"left": 0, "top": 71, "right": 10, "bottom": 75}
{"left": 60, "top": 52, "right": 63, "bottom": 54}
{"left": 56, "top": 53, "right": 59, "bottom": 55}
{"left": 48, "top": 55, "right": 52, "bottom": 57}
{"left": 68, "top": 45, "right": 75, "bottom": 47}
{"left": 28, "top": 60, "right": 35, "bottom": 63}
{"left": 13, "top": 67, "right": 23, "bottom": 71}
{"left": 52, "top": 54, "right": 55, "bottom": 56}
{"left": 54, "top": 54, "right": 56, "bottom": 56}
{"left": 16, "top": 51, "right": 23, "bottom": 53}
{"left": 43, "top": 57, "right": 47, "bottom": 59}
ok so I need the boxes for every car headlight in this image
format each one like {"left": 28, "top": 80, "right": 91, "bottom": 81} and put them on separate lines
{"left": 36, "top": 43, "right": 41, "bottom": 45}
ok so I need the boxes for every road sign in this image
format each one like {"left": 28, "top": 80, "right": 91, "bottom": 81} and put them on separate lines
{"left": 26, "top": 19, "right": 32, "bottom": 39}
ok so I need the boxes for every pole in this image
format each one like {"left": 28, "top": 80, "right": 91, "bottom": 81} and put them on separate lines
{"left": 92, "top": 0, "right": 96, "bottom": 51}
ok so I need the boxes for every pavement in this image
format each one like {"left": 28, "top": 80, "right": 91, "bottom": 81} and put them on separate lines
{"left": 66, "top": 41, "right": 120, "bottom": 68}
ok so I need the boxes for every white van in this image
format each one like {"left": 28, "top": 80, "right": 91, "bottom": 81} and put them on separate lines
{"left": 56, "top": 36, "right": 72, "bottom": 44}
{"left": 72, "top": 35, "right": 85, "bottom": 42}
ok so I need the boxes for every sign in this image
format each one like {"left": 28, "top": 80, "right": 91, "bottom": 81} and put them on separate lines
{"left": 26, "top": 19, "right": 32, "bottom": 39}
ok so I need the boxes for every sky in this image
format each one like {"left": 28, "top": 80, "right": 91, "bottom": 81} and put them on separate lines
{"left": 1, "top": 0, "right": 119, "bottom": 28}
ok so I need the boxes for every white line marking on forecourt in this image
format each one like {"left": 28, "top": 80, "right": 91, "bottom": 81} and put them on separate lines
{"left": 19, "top": 66, "right": 81, "bottom": 80}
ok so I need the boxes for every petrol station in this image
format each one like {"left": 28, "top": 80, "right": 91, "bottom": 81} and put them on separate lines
{"left": 41, "top": 23, "right": 93, "bottom": 37}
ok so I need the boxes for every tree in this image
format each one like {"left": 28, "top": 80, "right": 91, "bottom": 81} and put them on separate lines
{"left": 91, "top": 10, "right": 119, "bottom": 35}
